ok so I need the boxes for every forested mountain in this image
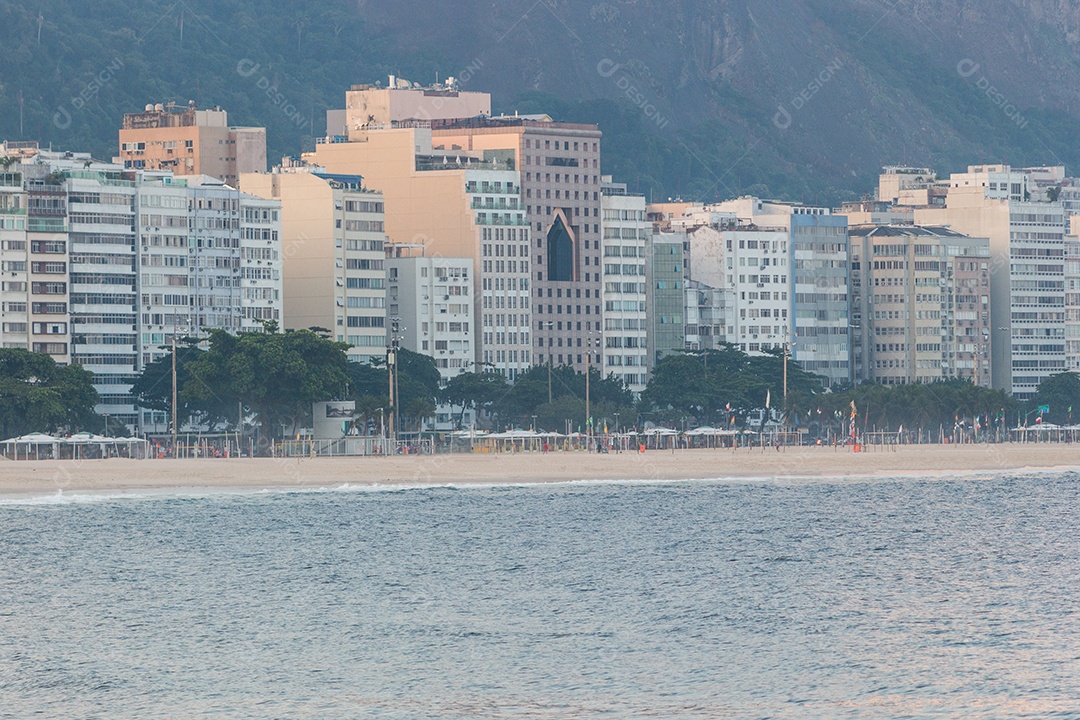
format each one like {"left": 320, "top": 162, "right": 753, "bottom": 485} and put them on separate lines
{"left": 3, "top": 0, "right": 1080, "bottom": 204}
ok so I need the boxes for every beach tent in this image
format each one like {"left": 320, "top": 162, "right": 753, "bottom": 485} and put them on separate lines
{"left": 1, "top": 433, "right": 151, "bottom": 460}
{"left": 65, "top": 434, "right": 151, "bottom": 459}
{"left": 642, "top": 427, "right": 679, "bottom": 449}
{"left": 1, "top": 433, "right": 60, "bottom": 460}
{"left": 481, "top": 429, "right": 565, "bottom": 452}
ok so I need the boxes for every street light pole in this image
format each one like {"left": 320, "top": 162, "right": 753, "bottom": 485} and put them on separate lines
{"left": 545, "top": 321, "right": 554, "bottom": 403}
{"left": 781, "top": 338, "right": 789, "bottom": 441}
{"left": 585, "top": 334, "right": 591, "bottom": 448}
{"left": 171, "top": 334, "right": 178, "bottom": 456}
{"left": 388, "top": 316, "right": 401, "bottom": 452}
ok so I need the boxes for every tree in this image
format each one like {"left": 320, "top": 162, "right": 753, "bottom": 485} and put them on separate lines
{"left": 495, "top": 364, "right": 634, "bottom": 430}
{"left": 640, "top": 345, "right": 825, "bottom": 427}
{"left": 1029, "top": 372, "right": 1080, "bottom": 425}
{"left": 352, "top": 393, "right": 385, "bottom": 436}
{"left": 0, "top": 349, "right": 100, "bottom": 438}
{"left": 393, "top": 349, "right": 442, "bottom": 412}
{"left": 534, "top": 395, "right": 585, "bottom": 433}
{"left": 441, "top": 369, "right": 510, "bottom": 429}
{"left": 129, "top": 336, "right": 214, "bottom": 427}
{"left": 170, "top": 327, "right": 351, "bottom": 440}
{"left": 404, "top": 396, "right": 436, "bottom": 432}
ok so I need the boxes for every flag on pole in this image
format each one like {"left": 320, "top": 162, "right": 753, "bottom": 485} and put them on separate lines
{"left": 765, "top": 389, "right": 771, "bottom": 409}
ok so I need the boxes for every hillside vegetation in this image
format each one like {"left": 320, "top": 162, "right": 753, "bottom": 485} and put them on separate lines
{"left": 3, "top": 0, "right": 1080, "bottom": 204}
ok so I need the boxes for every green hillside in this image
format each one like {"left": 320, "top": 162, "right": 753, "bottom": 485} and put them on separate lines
{"left": 4, "top": 0, "right": 1080, "bottom": 205}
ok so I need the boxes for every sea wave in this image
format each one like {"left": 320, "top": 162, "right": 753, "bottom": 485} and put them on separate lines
{"left": 1, "top": 466, "right": 1074, "bottom": 506}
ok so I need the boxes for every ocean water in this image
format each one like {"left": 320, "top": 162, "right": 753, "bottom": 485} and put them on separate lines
{"left": 1, "top": 473, "right": 1078, "bottom": 719}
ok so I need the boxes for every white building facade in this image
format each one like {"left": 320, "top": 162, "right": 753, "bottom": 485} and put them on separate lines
{"left": 0, "top": 145, "right": 283, "bottom": 431}
{"left": 386, "top": 253, "right": 475, "bottom": 380}
{"left": 600, "top": 178, "right": 649, "bottom": 393}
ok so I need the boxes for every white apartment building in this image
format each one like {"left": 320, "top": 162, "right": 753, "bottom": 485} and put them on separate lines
{"left": 65, "top": 163, "right": 140, "bottom": 427}
{"left": 0, "top": 144, "right": 283, "bottom": 431}
{"left": 600, "top": 178, "right": 648, "bottom": 393}
{"left": 1065, "top": 230, "right": 1080, "bottom": 372}
{"left": 386, "top": 251, "right": 475, "bottom": 380}
{"left": 675, "top": 198, "right": 850, "bottom": 387}
{"left": 136, "top": 174, "right": 283, "bottom": 431}
{"left": 467, "top": 168, "right": 532, "bottom": 380}
{"left": 723, "top": 228, "right": 791, "bottom": 355}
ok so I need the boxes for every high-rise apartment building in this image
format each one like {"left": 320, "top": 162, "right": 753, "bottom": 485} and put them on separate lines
{"left": 118, "top": 103, "right": 267, "bottom": 186}
{"left": 240, "top": 168, "right": 386, "bottom": 364}
{"left": 646, "top": 231, "right": 687, "bottom": 367}
{"left": 431, "top": 116, "right": 603, "bottom": 375}
{"left": 305, "top": 122, "right": 532, "bottom": 379}
{"left": 697, "top": 226, "right": 791, "bottom": 355}
{"left": 1064, "top": 225, "right": 1080, "bottom": 372}
{"left": 600, "top": 178, "right": 648, "bottom": 393}
{"left": 0, "top": 143, "right": 283, "bottom": 431}
{"left": 675, "top": 198, "right": 851, "bottom": 387}
{"left": 848, "top": 225, "right": 991, "bottom": 386}
{"left": 917, "top": 165, "right": 1067, "bottom": 398}
{"left": 385, "top": 249, "right": 475, "bottom": 380}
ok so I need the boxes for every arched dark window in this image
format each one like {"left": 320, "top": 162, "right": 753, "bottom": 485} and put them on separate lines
{"left": 546, "top": 214, "right": 574, "bottom": 282}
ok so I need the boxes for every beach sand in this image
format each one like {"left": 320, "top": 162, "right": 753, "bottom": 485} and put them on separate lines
{"left": 0, "top": 443, "right": 1077, "bottom": 497}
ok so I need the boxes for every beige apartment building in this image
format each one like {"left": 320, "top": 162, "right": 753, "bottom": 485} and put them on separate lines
{"left": 916, "top": 165, "right": 1067, "bottom": 398}
{"left": 119, "top": 103, "right": 266, "bottom": 186}
{"left": 849, "top": 225, "right": 991, "bottom": 387}
{"left": 334, "top": 77, "right": 491, "bottom": 137}
{"left": 304, "top": 121, "right": 533, "bottom": 380}
{"left": 240, "top": 169, "right": 387, "bottom": 364}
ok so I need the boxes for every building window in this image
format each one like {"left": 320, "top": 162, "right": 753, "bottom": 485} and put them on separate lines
{"left": 546, "top": 215, "right": 574, "bottom": 282}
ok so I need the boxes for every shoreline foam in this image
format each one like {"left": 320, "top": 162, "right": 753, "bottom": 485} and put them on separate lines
{"left": 1, "top": 444, "right": 1077, "bottom": 501}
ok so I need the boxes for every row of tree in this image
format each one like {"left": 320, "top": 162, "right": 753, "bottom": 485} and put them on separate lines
{"left": 641, "top": 346, "right": 1017, "bottom": 433}
{"left": 5, "top": 325, "right": 1069, "bottom": 443}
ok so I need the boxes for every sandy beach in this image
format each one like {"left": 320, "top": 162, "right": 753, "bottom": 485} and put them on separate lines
{"left": 1, "top": 442, "right": 1078, "bottom": 497}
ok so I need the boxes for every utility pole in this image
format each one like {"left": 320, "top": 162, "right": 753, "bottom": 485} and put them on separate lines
{"left": 171, "top": 335, "right": 178, "bottom": 457}
{"left": 388, "top": 316, "right": 401, "bottom": 452}
{"left": 238, "top": 398, "right": 243, "bottom": 458}
{"left": 782, "top": 340, "right": 788, "bottom": 432}
{"left": 387, "top": 344, "right": 396, "bottom": 451}
{"left": 545, "top": 321, "right": 554, "bottom": 403}
{"left": 585, "top": 335, "right": 591, "bottom": 447}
